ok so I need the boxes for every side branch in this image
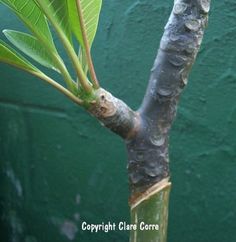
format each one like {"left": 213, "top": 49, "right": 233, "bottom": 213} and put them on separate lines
{"left": 89, "top": 88, "right": 140, "bottom": 140}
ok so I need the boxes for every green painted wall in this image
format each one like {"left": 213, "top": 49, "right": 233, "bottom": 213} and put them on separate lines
{"left": 0, "top": 1, "right": 236, "bottom": 241}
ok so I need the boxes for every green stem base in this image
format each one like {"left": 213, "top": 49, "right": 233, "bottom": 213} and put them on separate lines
{"left": 130, "top": 178, "right": 171, "bottom": 242}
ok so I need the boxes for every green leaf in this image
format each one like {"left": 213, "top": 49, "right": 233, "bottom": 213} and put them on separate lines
{"left": 68, "top": 0, "right": 102, "bottom": 48}
{"left": 33, "top": 0, "right": 71, "bottom": 41}
{"left": 0, "top": 0, "right": 54, "bottom": 48}
{"left": 33, "top": 0, "right": 93, "bottom": 92}
{"left": 3, "top": 30, "right": 60, "bottom": 72}
{"left": 0, "top": 40, "right": 39, "bottom": 72}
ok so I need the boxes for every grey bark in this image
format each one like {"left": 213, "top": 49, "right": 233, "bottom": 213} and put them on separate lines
{"left": 127, "top": 0, "right": 210, "bottom": 195}
{"left": 89, "top": 0, "right": 211, "bottom": 197}
{"left": 89, "top": 88, "right": 140, "bottom": 139}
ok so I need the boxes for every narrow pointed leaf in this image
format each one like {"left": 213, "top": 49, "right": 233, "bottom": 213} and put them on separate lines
{"left": 3, "top": 30, "right": 60, "bottom": 72}
{"left": 33, "top": 0, "right": 93, "bottom": 92}
{"left": 68, "top": 0, "right": 102, "bottom": 48}
{"left": 0, "top": 40, "right": 39, "bottom": 72}
{"left": 0, "top": 0, "right": 54, "bottom": 48}
{"left": 33, "top": 0, "right": 71, "bottom": 41}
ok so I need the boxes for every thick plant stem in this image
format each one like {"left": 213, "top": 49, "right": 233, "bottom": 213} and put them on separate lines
{"left": 130, "top": 179, "right": 171, "bottom": 242}
{"left": 86, "top": 1, "right": 210, "bottom": 241}
{"left": 127, "top": 0, "right": 210, "bottom": 195}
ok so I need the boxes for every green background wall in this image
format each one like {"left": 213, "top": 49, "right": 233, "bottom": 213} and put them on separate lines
{"left": 0, "top": 0, "right": 236, "bottom": 241}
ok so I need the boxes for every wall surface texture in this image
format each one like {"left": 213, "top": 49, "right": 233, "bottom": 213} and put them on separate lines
{"left": 0, "top": 1, "right": 236, "bottom": 242}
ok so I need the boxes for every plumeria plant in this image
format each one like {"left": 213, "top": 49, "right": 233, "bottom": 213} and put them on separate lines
{"left": 0, "top": 0, "right": 211, "bottom": 241}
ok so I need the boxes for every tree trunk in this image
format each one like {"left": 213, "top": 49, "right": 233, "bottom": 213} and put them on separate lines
{"left": 89, "top": 0, "right": 211, "bottom": 241}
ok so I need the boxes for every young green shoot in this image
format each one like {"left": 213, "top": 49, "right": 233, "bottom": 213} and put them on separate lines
{"left": 0, "top": 0, "right": 103, "bottom": 105}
